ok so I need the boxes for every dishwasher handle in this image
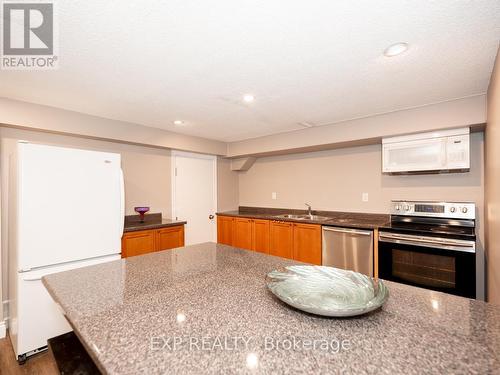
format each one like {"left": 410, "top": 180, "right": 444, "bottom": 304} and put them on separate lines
{"left": 322, "top": 227, "right": 372, "bottom": 236}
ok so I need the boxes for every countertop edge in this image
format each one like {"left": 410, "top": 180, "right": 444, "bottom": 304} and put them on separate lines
{"left": 216, "top": 212, "right": 389, "bottom": 229}
{"left": 123, "top": 221, "right": 187, "bottom": 233}
{"left": 41, "top": 277, "right": 109, "bottom": 374}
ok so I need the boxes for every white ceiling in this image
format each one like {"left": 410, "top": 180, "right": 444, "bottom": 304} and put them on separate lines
{"left": 1, "top": 1, "right": 499, "bottom": 142}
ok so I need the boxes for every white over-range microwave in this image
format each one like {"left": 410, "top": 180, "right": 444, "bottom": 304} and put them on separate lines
{"left": 382, "top": 127, "right": 470, "bottom": 174}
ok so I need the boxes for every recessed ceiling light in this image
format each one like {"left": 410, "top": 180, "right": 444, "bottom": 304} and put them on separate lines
{"left": 243, "top": 94, "right": 255, "bottom": 103}
{"left": 384, "top": 42, "right": 409, "bottom": 57}
{"left": 173, "top": 120, "right": 184, "bottom": 126}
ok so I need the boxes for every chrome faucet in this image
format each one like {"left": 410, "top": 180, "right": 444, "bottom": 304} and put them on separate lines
{"left": 305, "top": 203, "right": 312, "bottom": 217}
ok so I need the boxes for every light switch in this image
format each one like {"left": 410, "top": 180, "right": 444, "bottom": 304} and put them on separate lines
{"left": 272, "top": 192, "right": 277, "bottom": 200}
{"left": 362, "top": 193, "right": 369, "bottom": 202}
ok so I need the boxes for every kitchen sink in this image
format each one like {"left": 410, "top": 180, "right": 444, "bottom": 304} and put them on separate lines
{"left": 274, "top": 214, "right": 304, "bottom": 219}
{"left": 302, "top": 215, "right": 332, "bottom": 221}
{"left": 274, "top": 214, "right": 332, "bottom": 221}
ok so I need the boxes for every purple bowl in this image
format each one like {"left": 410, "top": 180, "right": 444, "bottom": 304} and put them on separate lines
{"left": 134, "top": 207, "right": 150, "bottom": 222}
{"left": 134, "top": 207, "right": 150, "bottom": 214}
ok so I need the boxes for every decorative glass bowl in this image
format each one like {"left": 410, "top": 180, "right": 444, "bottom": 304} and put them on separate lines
{"left": 134, "top": 206, "right": 150, "bottom": 222}
{"left": 266, "top": 266, "right": 389, "bottom": 317}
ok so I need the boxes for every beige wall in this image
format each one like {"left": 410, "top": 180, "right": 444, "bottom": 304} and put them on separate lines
{"left": 486, "top": 48, "right": 500, "bottom": 305}
{"left": 217, "top": 157, "right": 239, "bottom": 212}
{"left": 0, "top": 127, "right": 173, "bottom": 216}
{"left": 0, "top": 98, "right": 227, "bottom": 155}
{"left": 239, "top": 133, "right": 483, "bottom": 218}
{"left": 228, "top": 95, "right": 486, "bottom": 157}
{"left": 239, "top": 132, "right": 485, "bottom": 298}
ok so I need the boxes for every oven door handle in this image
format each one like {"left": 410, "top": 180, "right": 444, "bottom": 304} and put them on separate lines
{"left": 378, "top": 232, "right": 475, "bottom": 253}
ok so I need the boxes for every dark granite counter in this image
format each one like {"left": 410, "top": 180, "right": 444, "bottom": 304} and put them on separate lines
{"left": 43, "top": 243, "right": 500, "bottom": 374}
{"left": 217, "top": 206, "right": 390, "bottom": 229}
{"left": 123, "top": 213, "right": 186, "bottom": 233}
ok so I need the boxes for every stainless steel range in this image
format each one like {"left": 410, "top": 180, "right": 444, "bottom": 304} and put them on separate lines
{"left": 378, "top": 200, "right": 477, "bottom": 298}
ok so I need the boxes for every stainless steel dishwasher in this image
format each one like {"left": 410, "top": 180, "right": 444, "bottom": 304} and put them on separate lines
{"left": 322, "top": 227, "right": 374, "bottom": 276}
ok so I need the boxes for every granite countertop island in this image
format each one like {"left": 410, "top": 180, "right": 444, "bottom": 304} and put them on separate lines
{"left": 217, "top": 206, "right": 390, "bottom": 229}
{"left": 43, "top": 243, "right": 500, "bottom": 374}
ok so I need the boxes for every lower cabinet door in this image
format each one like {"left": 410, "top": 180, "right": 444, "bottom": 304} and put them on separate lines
{"left": 293, "top": 223, "right": 322, "bottom": 265}
{"left": 252, "top": 219, "right": 270, "bottom": 254}
{"left": 156, "top": 225, "right": 185, "bottom": 251}
{"left": 121, "top": 230, "right": 156, "bottom": 258}
{"left": 270, "top": 221, "right": 294, "bottom": 259}
{"left": 233, "top": 218, "right": 253, "bottom": 250}
{"left": 217, "top": 216, "right": 234, "bottom": 245}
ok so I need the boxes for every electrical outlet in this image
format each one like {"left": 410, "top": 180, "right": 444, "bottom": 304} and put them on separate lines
{"left": 272, "top": 192, "right": 277, "bottom": 200}
{"left": 362, "top": 193, "right": 369, "bottom": 202}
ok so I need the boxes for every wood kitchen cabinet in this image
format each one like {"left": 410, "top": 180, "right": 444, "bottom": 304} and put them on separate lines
{"left": 217, "top": 215, "right": 270, "bottom": 253}
{"left": 122, "top": 225, "right": 185, "bottom": 258}
{"left": 156, "top": 226, "right": 185, "bottom": 251}
{"left": 293, "top": 223, "right": 322, "bottom": 265}
{"left": 217, "top": 215, "right": 234, "bottom": 245}
{"left": 121, "top": 229, "right": 156, "bottom": 258}
{"left": 269, "top": 221, "right": 294, "bottom": 259}
{"left": 217, "top": 215, "right": 321, "bottom": 264}
{"left": 252, "top": 219, "right": 270, "bottom": 254}
{"left": 233, "top": 217, "right": 253, "bottom": 249}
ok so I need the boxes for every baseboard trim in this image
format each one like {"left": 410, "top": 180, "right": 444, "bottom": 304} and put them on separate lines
{"left": 0, "top": 320, "right": 6, "bottom": 339}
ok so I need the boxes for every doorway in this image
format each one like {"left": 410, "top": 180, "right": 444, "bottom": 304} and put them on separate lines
{"left": 171, "top": 151, "right": 217, "bottom": 245}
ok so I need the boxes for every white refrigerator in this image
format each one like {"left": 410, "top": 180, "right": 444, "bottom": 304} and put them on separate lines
{"left": 8, "top": 142, "right": 124, "bottom": 362}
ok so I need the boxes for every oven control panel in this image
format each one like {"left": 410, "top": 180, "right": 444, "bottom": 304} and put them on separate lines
{"left": 390, "top": 201, "right": 475, "bottom": 220}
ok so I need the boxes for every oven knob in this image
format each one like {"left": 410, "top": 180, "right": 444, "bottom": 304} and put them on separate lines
{"left": 395, "top": 205, "right": 400, "bottom": 211}
{"left": 404, "top": 205, "right": 411, "bottom": 211}
{"left": 450, "top": 207, "right": 456, "bottom": 213}
{"left": 462, "top": 207, "right": 468, "bottom": 214}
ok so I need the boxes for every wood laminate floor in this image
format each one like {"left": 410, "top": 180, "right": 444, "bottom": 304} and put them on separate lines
{"left": 0, "top": 336, "right": 58, "bottom": 375}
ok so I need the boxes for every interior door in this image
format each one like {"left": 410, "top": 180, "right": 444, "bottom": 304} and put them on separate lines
{"left": 173, "top": 152, "right": 217, "bottom": 245}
